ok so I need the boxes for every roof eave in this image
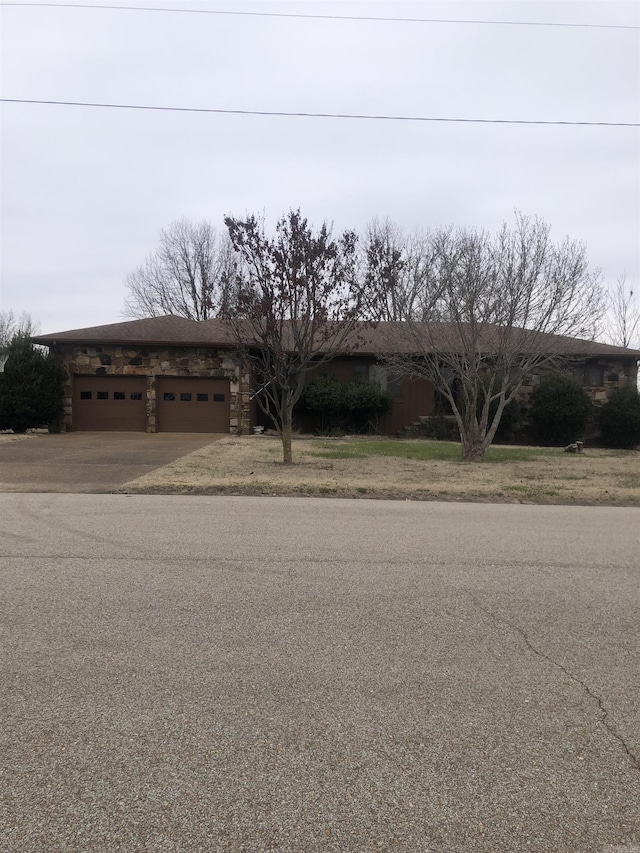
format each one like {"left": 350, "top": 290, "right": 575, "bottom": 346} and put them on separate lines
{"left": 33, "top": 337, "right": 237, "bottom": 348}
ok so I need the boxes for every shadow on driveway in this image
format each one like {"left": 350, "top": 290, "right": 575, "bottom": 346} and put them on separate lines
{"left": 0, "top": 432, "right": 225, "bottom": 493}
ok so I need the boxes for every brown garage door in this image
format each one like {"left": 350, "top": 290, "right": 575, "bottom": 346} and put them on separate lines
{"left": 73, "top": 376, "right": 147, "bottom": 431}
{"left": 156, "top": 377, "right": 230, "bottom": 433}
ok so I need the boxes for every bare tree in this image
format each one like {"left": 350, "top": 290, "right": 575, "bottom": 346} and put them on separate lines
{"left": 382, "top": 214, "right": 605, "bottom": 460}
{"left": 0, "top": 310, "right": 40, "bottom": 352}
{"left": 605, "top": 272, "right": 640, "bottom": 349}
{"left": 362, "top": 219, "right": 434, "bottom": 321}
{"left": 124, "top": 219, "right": 239, "bottom": 320}
{"left": 224, "top": 209, "right": 367, "bottom": 463}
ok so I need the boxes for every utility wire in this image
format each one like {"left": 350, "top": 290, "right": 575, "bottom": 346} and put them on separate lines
{"left": 1, "top": 2, "right": 638, "bottom": 31}
{"left": 2, "top": 98, "right": 638, "bottom": 127}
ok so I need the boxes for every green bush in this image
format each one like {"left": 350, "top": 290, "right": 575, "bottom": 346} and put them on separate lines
{"left": 297, "top": 375, "right": 391, "bottom": 434}
{"left": 0, "top": 334, "right": 64, "bottom": 432}
{"left": 530, "top": 374, "right": 591, "bottom": 445}
{"left": 599, "top": 387, "right": 640, "bottom": 449}
{"left": 299, "top": 374, "right": 343, "bottom": 420}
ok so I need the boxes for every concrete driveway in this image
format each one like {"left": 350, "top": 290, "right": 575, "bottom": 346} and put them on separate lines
{"left": 0, "top": 432, "right": 224, "bottom": 492}
{"left": 1, "top": 496, "right": 639, "bottom": 852}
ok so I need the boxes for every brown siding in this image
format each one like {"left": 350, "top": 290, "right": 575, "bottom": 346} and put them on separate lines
{"left": 316, "top": 356, "right": 375, "bottom": 383}
{"left": 382, "top": 376, "right": 436, "bottom": 434}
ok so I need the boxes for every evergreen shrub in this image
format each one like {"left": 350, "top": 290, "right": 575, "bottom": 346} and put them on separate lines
{"left": 530, "top": 374, "right": 591, "bottom": 445}
{"left": 297, "top": 375, "right": 391, "bottom": 434}
{"left": 599, "top": 387, "right": 640, "bottom": 449}
{"left": 0, "top": 334, "right": 64, "bottom": 433}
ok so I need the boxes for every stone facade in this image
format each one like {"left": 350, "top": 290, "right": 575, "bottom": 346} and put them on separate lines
{"left": 54, "top": 344, "right": 252, "bottom": 433}
{"left": 517, "top": 357, "right": 638, "bottom": 412}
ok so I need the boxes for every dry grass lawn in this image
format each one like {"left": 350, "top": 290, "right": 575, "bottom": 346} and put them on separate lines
{"left": 122, "top": 435, "right": 640, "bottom": 505}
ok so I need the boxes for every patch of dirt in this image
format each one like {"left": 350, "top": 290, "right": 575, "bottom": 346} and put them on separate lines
{"left": 121, "top": 435, "right": 640, "bottom": 505}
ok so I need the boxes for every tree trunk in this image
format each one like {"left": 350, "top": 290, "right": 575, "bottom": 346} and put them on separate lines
{"left": 460, "top": 421, "right": 487, "bottom": 461}
{"left": 458, "top": 392, "right": 510, "bottom": 462}
{"left": 461, "top": 439, "right": 487, "bottom": 461}
{"left": 281, "top": 401, "right": 294, "bottom": 464}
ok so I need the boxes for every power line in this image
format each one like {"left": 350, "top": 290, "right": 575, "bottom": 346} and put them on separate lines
{"left": 1, "top": 1, "right": 638, "bottom": 31}
{"left": 2, "top": 98, "right": 638, "bottom": 127}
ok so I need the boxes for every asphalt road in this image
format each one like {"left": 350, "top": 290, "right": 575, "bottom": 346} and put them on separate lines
{"left": 1, "top": 495, "right": 639, "bottom": 853}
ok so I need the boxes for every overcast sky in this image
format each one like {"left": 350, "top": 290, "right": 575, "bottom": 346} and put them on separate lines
{"left": 1, "top": 0, "right": 639, "bottom": 336}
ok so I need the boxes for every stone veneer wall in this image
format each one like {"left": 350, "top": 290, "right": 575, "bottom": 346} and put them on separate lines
{"left": 55, "top": 344, "right": 252, "bottom": 433}
{"left": 517, "top": 357, "right": 638, "bottom": 411}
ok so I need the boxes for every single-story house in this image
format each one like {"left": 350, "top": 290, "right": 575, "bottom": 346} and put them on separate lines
{"left": 33, "top": 316, "right": 640, "bottom": 434}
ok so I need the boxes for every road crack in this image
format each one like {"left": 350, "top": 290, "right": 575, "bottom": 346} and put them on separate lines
{"left": 470, "top": 596, "right": 639, "bottom": 772}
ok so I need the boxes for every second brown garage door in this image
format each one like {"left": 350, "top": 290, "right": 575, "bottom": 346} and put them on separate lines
{"left": 156, "top": 377, "right": 230, "bottom": 433}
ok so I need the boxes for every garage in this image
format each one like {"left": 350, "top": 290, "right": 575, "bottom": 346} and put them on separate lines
{"left": 156, "top": 377, "right": 230, "bottom": 433}
{"left": 73, "top": 376, "right": 147, "bottom": 431}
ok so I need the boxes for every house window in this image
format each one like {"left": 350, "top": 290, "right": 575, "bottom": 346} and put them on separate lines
{"left": 388, "top": 378, "right": 402, "bottom": 399}
{"left": 180, "top": 393, "right": 192, "bottom": 401}
{"left": 130, "top": 392, "right": 142, "bottom": 400}
{"left": 574, "top": 365, "right": 604, "bottom": 387}
{"left": 197, "top": 393, "right": 209, "bottom": 402}
{"left": 80, "top": 391, "right": 92, "bottom": 400}
{"left": 97, "top": 391, "right": 108, "bottom": 400}
{"left": 113, "top": 391, "right": 125, "bottom": 400}
{"left": 353, "top": 364, "right": 369, "bottom": 382}
{"left": 586, "top": 366, "right": 604, "bottom": 386}
{"left": 370, "top": 365, "right": 388, "bottom": 390}
{"left": 163, "top": 392, "right": 175, "bottom": 401}
{"left": 213, "top": 393, "right": 225, "bottom": 402}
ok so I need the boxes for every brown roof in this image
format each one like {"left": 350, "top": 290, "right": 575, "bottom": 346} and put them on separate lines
{"left": 34, "top": 315, "right": 640, "bottom": 359}
{"left": 33, "top": 315, "right": 236, "bottom": 347}
{"left": 337, "top": 322, "right": 640, "bottom": 359}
